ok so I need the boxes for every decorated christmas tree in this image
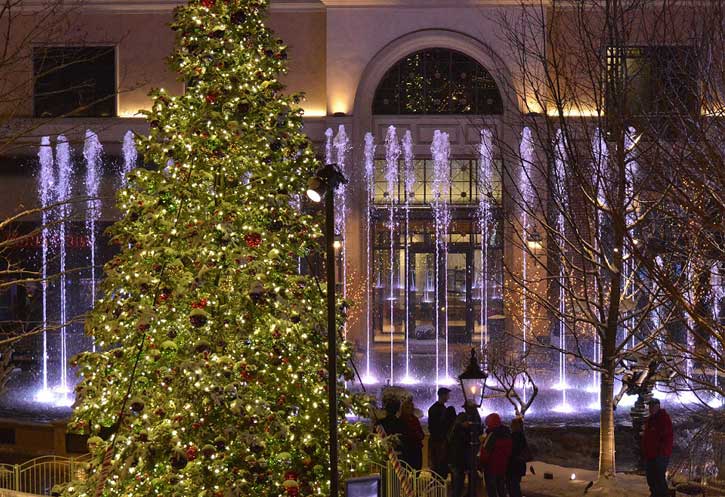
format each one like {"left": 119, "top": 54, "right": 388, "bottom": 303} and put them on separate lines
{"left": 65, "top": 1, "right": 380, "bottom": 496}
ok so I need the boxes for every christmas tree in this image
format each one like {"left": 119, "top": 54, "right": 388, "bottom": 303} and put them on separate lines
{"left": 65, "top": 1, "right": 380, "bottom": 496}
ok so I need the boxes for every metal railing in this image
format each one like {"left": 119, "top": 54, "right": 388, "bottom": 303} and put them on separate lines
{"left": 369, "top": 459, "right": 448, "bottom": 497}
{"left": 0, "top": 455, "right": 90, "bottom": 496}
{"left": 1, "top": 453, "right": 444, "bottom": 497}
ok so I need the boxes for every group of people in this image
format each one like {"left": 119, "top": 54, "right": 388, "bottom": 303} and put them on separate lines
{"left": 376, "top": 387, "right": 530, "bottom": 497}
{"left": 376, "top": 389, "right": 674, "bottom": 497}
{"left": 428, "top": 387, "right": 529, "bottom": 497}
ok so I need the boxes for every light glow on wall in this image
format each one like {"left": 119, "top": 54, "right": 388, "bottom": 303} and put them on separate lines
{"left": 301, "top": 107, "right": 327, "bottom": 117}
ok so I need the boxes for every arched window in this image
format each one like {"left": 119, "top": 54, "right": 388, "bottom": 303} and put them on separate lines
{"left": 372, "top": 48, "right": 503, "bottom": 115}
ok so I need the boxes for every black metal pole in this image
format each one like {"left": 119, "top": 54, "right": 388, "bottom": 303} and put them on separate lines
{"left": 326, "top": 183, "right": 339, "bottom": 497}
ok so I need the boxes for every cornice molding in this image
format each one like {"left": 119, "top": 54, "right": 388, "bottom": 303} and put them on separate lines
{"left": 19, "top": 0, "right": 324, "bottom": 13}
{"left": 321, "top": 0, "right": 547, "bottom": 7}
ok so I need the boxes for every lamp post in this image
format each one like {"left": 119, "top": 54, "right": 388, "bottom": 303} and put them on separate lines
{"left": 458, "top": 348, "right": 488, "bottom": 497}
{"left": 307, "top": 163, "right": 347, "bottom": 497}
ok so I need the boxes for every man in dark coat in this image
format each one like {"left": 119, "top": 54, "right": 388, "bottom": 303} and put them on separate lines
{"left": 641, "top": 398, "right": 673, "bottom": 497}
{"left": 507, "top": 416, "right": 529, "bottom": 497}
{"left": 377, "top": 399, "right": 406, "bottom": 456}
{"left": 479, "top": 413, "right": 512, "bottom": 497}
{"left": 449, "top": 401, "right": 483, "bottom": 497}
{"left": 427, "top": 387, "right": 455, "bottom": 478}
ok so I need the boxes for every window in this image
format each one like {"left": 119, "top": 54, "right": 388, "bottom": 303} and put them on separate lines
{"left": 373, "top": 48, "right": 503, "bottom": 115}
{"left": 369, "top": 156, "right": 504, "bottom": 349}
{"left": 606, "top": 46, "right": 699, "bottom": 118}
{"left": 373, "top": 158, "right": 503, "bottom": 205}
{"left": 33, "top": 46, "right": 116, "bottom": 118}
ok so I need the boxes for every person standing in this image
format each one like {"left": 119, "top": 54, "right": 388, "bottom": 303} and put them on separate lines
{"left": 449, "top": 401, "right": 483, "bottom": 497}
{"left": 376, "top": 399, "right": 406, "bottom": 457}
{"left": 428, "top": 387, "right": 455, "bottom": 478}
{"left": 479, "top": 412, "right": 512, "bottom": 497}
{"left": 507, "top": 416, "right": 530, "bottom": 497}
{"left": 641, "top": 398, "right": 673, "bottom": 497}
{"left": 400, "top": 398, "right": 424, "bottom": 470}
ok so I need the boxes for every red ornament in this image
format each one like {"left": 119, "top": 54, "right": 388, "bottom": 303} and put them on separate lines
{"left": 205, "top": 93, "right": 217, "bottom": 104}
{"left": 200, "top": 0, "right": 214, "bottom": 7}
{"left": 186, "top": 445, "right": 198, "bottom": 461}
{"left": 244, "top": 232, "right": 262, "bottom": 248}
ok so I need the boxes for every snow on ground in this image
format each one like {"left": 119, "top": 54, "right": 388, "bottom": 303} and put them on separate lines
{"left": 521, "top": 461, "right": 650, "bottom": 497}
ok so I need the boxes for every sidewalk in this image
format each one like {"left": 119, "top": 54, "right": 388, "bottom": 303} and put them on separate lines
{"left": 519, "top": 461, "right": 650, "bottom": 497}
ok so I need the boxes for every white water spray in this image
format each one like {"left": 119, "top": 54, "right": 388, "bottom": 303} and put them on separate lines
{"left": 121, "top": 130, "right": 137, "bottom": 188}
{"left": 384, "top": 126, "right": 400, "bottom": 384}
{"left": 83, "top": 131, "right": 102, "bottom": 355}
{"left": 588, "top": 128, "right": 609, "bottom": 403}
{"left": 55, "top": 136, "right": 72, "bottom": 402}
{"left": 519, "top": 127, "right": 535, "bottom": 402}
{"left": 362, "top": 133, "right": 377, "bottom": 384}
{"left": 363, "top": 133, "right": 377, "bottom": 384}
{"left": 333, "top": 126, "right": 349, "bottom": 309}
{"left": 401, "top": 130, "right": 415, "bottom": 384}
{"left": 36, "top": 137, "right": 54, "bottom": 402}
{"left": 478, "top": 129, "right": 494, "bottom": 361}
{"left": 552, "top": 129, "right": 571, "bottom": 412}
{"left": 431, "top": 130, "right": 452, "bottom": 385}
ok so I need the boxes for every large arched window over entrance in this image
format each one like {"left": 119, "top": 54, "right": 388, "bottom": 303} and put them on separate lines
{"left": 372, "top": 48, "right": 503, "bottom": 115}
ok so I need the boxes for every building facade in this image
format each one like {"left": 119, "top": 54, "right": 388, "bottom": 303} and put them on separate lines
{"left": 0, "top": 0, "right": 721, "bottom": 395}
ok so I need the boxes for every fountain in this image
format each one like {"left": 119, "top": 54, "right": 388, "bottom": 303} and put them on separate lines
{"left": 400, "top": 130, "right": 416, "bottom": 385}
{"left": 333, "top": 125, "right": 349, "bottom": 308}
{"left": 519, "top": 127, "right": 535, "bottom": 402}
{"left": 21, "top": 125, "right": 712, "bottom": 420}
{"left": 589, "top": 128, "right": 609, "bottom": 401}
{"left": 478, "top": 129, "right": 494, "bottom": 361}
{"left": 54, "top": 136, "right": 73, "bottom": 406}
{"left": 623, "top": 127, "right": 639, "bottom": 350}
{"left": 83, "top": 130, "right": 102, "bottom": 354}
{"left": 120, "top": 130, "right": 137, "bottom": 187}
{"left": 31, "top": 131, "right": 140, "bottom": 408}
{"left": 384, "top": 126, "right": 400, "bottom": 384}
{"left": 552, "top": 130, "right": 572, "bottom": 413}
{"left": 362, "top": 133, "right": 377, "bottom": 385}
{"left": 431, "top": 130, "right": 452, "bottom": 386}
{"left": 710, "top": 264, "right": 723, "bottom": 408}
{"left": 35, "top": 137, "right": 54, "bottom": 403}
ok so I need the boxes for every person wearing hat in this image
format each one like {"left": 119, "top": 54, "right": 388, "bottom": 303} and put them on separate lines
{"left": 479, "top": 412, "right": 512, "bottom": 497}
{"left": 427, "top": 387, "right": 456, "bottom": 478}
{"left": 641, "top": 398, "right": 673, "bottom": 497}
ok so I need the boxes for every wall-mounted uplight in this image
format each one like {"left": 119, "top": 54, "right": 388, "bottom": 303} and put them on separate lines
{"left": 527, "top": 229, "right": 544, "bottom": 252}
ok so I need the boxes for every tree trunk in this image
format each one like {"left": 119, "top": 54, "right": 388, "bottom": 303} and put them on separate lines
{"left": 599, "top": 369, "right": 616, "bottom": 478}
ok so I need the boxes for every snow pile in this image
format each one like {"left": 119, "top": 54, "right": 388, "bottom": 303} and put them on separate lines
{"left": 521, "top": 462, "right": 650, "bottom": 497}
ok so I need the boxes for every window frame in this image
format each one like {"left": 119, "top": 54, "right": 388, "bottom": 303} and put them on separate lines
{"left": 32, "top": 45, "right": 118, "bottom": 118}
{"left": 605, "top": 45, "right": 699, "bottom": 119}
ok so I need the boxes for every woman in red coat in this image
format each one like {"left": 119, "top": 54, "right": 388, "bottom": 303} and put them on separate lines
{"left": 479, "top": 413, "right": 512, "bottom": 497}
{"left": 400, "top": 398, "right": 424, "bottom": 470}
{"left": 641, "top": 399, "right": 673, "bottom": 497}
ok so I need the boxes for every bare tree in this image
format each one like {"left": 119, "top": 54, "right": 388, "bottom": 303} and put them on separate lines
{"left": 0, "top": 0, "right": 124, "bottom": 395}
{"left": 488, "top": 0, "right": 724, "bottom": 484}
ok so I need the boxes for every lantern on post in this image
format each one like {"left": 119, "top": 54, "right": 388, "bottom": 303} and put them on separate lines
{"left": 458, "top": 348, "right": 488, "bottom": 407}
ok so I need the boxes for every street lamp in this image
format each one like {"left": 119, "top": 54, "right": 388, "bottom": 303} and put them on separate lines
{"left": 306, "top": 163, "right": 347, "bottom": 497}
{"left": 458, "top": 348, "right": 488, "bottom": 408}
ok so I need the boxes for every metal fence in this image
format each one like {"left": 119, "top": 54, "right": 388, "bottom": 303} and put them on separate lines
{"left": 0, "top": 454, "right": 444, "bottom": 497}
{"left": 0, "top": 455, "right": 90, "bottom": 496}
{"left": 369, "top": 459, "right": 448, "bottom": 497}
